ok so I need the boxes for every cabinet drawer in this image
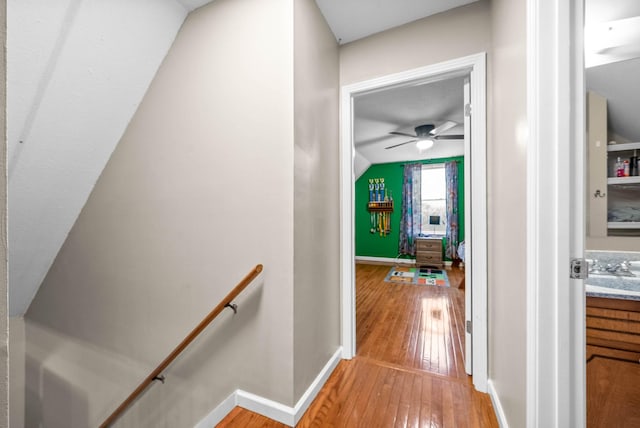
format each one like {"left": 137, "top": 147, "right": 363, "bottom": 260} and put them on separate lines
{"left": 586, "top": 297, "right": 640, "bottom": 353}
{"left": 416, "top": 251, "right": 442, "bottom": 263}
{"left": 587, "top": 315, "right": 640, "bottom": 335}
{"left": 587, "top": 344, "right": 640, "bottom": 363}
{"left": 416, "top": 239, "right": 441, "bottom": 251}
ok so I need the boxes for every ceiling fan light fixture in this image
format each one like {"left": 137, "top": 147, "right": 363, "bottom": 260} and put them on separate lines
{"left": 416, "top": 139, "right": 433, "bottom": 151}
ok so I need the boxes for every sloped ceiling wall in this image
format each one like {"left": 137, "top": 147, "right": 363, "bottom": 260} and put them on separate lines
{"left": 8, "top": 0, "right": 212, "bottom": 316}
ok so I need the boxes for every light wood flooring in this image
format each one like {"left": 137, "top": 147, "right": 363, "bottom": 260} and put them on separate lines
{"left": 217, "top": 263, "right": 498, "bottom": 427}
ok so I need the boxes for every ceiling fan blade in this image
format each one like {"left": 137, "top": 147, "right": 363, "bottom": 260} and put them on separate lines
{"left": 430, "top": 120, "right": 457, "bottom": 135}
{"left": 433, "top": 134, "right": 464, "bottom": 140}
{"left": 385, "top": 139, "right": 417, "bottom": 149}
{"left": 389, "top": 131, "right": 417, "bottom": 138}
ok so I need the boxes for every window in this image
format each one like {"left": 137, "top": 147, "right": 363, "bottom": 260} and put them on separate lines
{"left": 421, "top": 164, "right": 446, "bottom": 235}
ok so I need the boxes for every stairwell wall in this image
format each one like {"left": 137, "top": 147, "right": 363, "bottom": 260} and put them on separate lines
{"left": 24, "top": 0, "right": 297, "bottom": 425}
{"left": 0, "top": 2, "right": 8, "bottom": 425}
{"left": 293, "top": 0, "right": 341, "bottom": 401}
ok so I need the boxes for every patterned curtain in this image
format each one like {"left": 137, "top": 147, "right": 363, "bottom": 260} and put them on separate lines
{"left": 398, "top": 163, "right": 422, "bottom": 256}
{"left": 445, "top": 161, "right": 459, "bottom": 259}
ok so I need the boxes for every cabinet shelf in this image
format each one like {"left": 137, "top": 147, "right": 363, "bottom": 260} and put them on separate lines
{"left": 607, "top": 142, "right": 640, "bottom": 152}
{"left": 588, "top": 92, "right": 640, "bottom": 237}
{"left": 367, "top": 201, "right": 394, "bottom": 212}
{"left": 608, "top": 176, "right": 640, "bottom": 185}
{"left": 608, "top": 222, "right": 640, "bottom": 229}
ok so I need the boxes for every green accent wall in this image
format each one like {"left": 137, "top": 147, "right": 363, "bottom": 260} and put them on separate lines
{"left": 355, "top": 156, "right": 465, "bottom": 261}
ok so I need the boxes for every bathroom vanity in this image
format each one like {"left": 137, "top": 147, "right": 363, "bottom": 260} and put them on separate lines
{"left": 586, "top": 296, "right": 640, "bottom": 427}
{"left": 585, "top": 251, "right": 640, "bottom": 426}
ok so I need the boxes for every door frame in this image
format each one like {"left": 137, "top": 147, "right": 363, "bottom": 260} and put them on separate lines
{"left": 339, "top": 52, "right": 488, "bottom": 392}
{"left": 526, "top": 0, "right": 585, "bottom": 426}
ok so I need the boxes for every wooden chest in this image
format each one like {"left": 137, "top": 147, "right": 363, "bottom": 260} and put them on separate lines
{"left": 415, "top": 237, "right": 443, "bottom": 268}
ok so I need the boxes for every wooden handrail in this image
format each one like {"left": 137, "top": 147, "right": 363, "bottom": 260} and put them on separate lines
{"left": 100, "top": 264, "right": 264, "bottom": 427}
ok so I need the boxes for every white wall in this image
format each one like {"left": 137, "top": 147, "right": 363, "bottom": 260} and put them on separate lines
{"left": 293, "top": 0, "right": 341, "bottom": 400}
{"left": 24, "top": 0, "right": 297, "bottom": 425}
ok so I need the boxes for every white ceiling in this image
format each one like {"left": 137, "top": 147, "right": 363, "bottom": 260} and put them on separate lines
{"left": 174, "top": 0, "right": 213, "bottom": 10}
{"left": 315, "top": 1, "right": 473, "bottom": 168}
{"left": 585, "top": 0, "right": 640, "bottom": 24}
{"left": 585, "top": 0, "right": 640, "bottom": 67}
{"left": 587, "top": 58, "right": 640, "bottom": 142}
{"left": 354, "top": 75, "right": 466, "bottom": 165}
{"left": 315, "top": 0, "right": 478, "bottom": 44}
{"left": 585, "top": 0, "right": 640, "bottom": 142}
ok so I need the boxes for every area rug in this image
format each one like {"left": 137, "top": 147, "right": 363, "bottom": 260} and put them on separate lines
{"left": 384, "top": 266, "right": 450, "bottom": 287}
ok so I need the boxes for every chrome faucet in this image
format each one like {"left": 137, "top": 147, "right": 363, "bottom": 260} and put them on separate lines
{"left": 617, "top": 261, "right": 632, "bottom": 274}
{"left": 589, "top": 259, "right": 635, "bottom": 276}
{"left": 588, "top": 260, "right": 603, "bottom": 273}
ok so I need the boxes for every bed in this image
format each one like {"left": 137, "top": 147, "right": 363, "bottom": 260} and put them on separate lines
{"left": 457, "top": 241, "right": 465, "bottom": 263}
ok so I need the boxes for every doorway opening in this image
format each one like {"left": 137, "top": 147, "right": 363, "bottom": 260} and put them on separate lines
{"left": 339, "top": 53, "right": 488, "bottom": 392}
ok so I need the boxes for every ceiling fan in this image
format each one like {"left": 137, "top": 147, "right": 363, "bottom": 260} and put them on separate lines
{"left": 385, "top": 121, "right": 464, "bottom": 150}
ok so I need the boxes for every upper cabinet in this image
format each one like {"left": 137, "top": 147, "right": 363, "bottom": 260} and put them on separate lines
{"left": 587, "top": 91, "right": 640, "bottom": 241}
{"left": 607, "top": 142, "right": 640, "bottom": 233}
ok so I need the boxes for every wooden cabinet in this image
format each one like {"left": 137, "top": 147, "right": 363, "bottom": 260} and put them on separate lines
{"left": 415, "top": 237, "right": 443, "bottom": 268}
{"left": 586, "top": 297, "right": 640, "bottom": 427}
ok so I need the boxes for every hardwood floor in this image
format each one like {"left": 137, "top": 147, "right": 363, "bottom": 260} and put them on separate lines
{"left": 217, "top": 263, "right": 497, "bottom": 427}
{"left": 356, "top": 264, "right": 467, "bottom": 379}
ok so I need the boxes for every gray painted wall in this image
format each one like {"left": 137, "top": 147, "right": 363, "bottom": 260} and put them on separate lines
{"left": 339, "top": 1, "right": 528, "bottom": 425}
{"left": 489, "top": 0, "right": 527, "bottom": 425}
{"left": 24, "top": 0, "right": 303, "bottom": 425}
{"left": 0, "top": 2, "right": 9, "bottom": 425}
{"left": 14, "top": 0, "right": 532, "bottom": 426}
{"left": 8, "top": 317, "right": 23, "bottom": 428}
{"left": 293, "top": 0, "right": 340, "bottom": 400}
{"left": 339, "top": 1, "right": 491, "bottom": 85}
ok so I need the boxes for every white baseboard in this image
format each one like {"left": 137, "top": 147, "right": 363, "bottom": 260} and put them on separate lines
{"left": 236, "top": 390, "right": 296, "bottom": 426}
{"left": 195, "top": 347, "right": 343, "bottom": 427}
{"left": 194, "top": 392, "right": 236, "bottom": 428}
{"left": 291, "top": 347, "right": 343, "bottom": 425}
{"left": 355, "top": 256, "right": 415, "bottom": 265}
{"left": 355, "top": 256, "right": 453, "bottom": 267}
{"left": 488, "top": 379, "right": 509, "bottom": 428}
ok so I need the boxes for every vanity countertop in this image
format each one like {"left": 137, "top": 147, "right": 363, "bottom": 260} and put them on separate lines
{"left": 585, "top": 250, "right": 640, "bottom": 301}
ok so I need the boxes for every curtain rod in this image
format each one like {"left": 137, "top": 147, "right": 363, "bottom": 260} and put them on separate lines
{"left": 398, "top": 159, "right": 462, "bottom": 167}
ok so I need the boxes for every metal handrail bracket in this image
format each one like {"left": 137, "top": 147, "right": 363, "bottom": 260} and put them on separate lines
{"left": 100, "top": 264, "right": 263, "bottom": 427}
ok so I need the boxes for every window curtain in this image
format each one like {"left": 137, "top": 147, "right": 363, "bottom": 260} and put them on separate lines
{"left": 398, "top": 163, "right": 422, "bottom": 256}
{"left": 445, "top": 161, "right": 459, "bottom": 259}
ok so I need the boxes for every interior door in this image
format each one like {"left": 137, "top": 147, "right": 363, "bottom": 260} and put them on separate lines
{"left": 463, "top": 76, "right": 472, "bottom": 375}
{"left": 583, "top": 1, "right": 640, "bottom": 426}
{"left": 531, "top": 0, "right": 586, "bottom": 424}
